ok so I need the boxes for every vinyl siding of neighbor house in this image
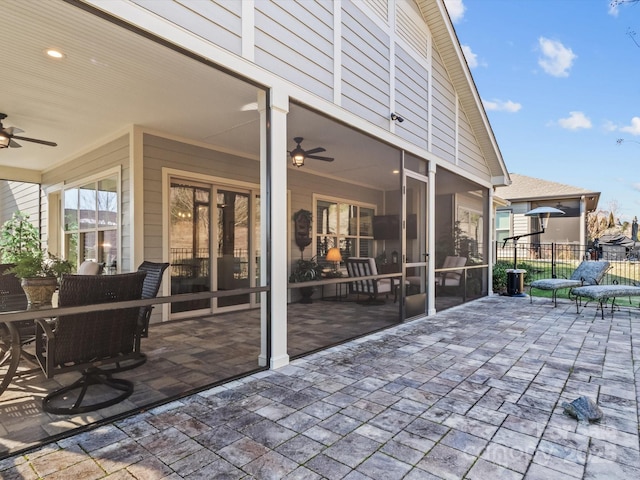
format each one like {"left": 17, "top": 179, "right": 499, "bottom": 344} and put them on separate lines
{"left": 41, "top": 135, "right": 132, "bottom": 270}
{"left": 121, "top": 0, "right": 493, "bottom": 184}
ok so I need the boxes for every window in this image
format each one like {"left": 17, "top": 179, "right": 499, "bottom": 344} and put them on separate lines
{"left": 458, "top": 206, "right": 483, "bottom": 258}
{"left": 315, "top": 199, "right": 375, "bottom": 261}
{"left": 64, "top": 174, "right": 118, "bottom": 270}
{"left": 495, "top": 210, "right": 511, "bottom": 245}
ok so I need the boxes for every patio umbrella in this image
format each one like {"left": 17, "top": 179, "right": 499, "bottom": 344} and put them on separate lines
{"left": 632, "top": 216, "right": 638, "bottom": 241}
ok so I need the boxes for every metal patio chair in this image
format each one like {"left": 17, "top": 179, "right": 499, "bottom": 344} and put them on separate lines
{"left": 529, "top": 260, "right": 610, "bottom": 307}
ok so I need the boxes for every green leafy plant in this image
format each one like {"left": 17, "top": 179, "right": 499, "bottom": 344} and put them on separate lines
{"left": 10, "top": 250, "right": 73, "bottom": 279}
{"left": 493, "top": 260, "right": 533, "bottom": 293}
{"left": 289, "top": 257, "right": 322, "bottom": 283}
{"left": 0, "top": 212, "right": 41, "bottom": 263}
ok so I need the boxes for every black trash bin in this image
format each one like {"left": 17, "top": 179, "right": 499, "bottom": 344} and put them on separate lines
{"left": 506, "top": 269, "right": 526, "bottom": 297}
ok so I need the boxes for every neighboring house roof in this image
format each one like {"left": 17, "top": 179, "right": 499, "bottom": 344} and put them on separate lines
{"left": 495, "top": 173, "right": 600, "bottom": 202}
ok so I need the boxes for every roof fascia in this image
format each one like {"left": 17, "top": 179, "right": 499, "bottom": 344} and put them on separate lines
{"left": 415, "top": 0, "right": 510, "bottom": 185}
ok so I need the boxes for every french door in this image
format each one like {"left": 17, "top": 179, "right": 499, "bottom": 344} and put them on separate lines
{"left": 169, "top": 180, "right": 258, "bottom": 316}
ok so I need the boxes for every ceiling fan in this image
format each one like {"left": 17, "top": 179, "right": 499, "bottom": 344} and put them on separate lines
{"left": 289, "top": 137, "right": 333, "bottom": 167}
{"left": 0, "top": 113, "right": 58, "bottom": 149}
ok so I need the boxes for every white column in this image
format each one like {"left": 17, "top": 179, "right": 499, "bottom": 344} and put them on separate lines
{"left": 258, "top": 87, "right": 290, "bottom": 369}
{"left": 427, "top": 162, "right": 437, "bottom": 315}
{"left": 488, "top": 187, "right": 495, "bottom": 296}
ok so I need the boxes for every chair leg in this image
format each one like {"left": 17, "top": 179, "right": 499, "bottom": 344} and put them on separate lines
{"left": 43, "top": 369, "right": 134, "bottom": 415}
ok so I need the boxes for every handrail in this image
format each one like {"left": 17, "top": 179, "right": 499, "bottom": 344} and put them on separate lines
{"left": 0, "top": 285, "right": 271, "bottom": 324}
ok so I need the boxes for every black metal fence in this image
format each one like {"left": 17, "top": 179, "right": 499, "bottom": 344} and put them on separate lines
{"left": 494, "top": 241, "right": 640, "bottom": 286}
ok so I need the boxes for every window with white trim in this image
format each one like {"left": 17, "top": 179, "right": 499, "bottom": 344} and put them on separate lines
{"left": 63, "top": 174, "right": 119, "bottom": 271}
{"left": 315, "top": 199, "right": 375, "bottom": 261}
{"left": 495, "top": 210, "right": 511, "bottom": 245}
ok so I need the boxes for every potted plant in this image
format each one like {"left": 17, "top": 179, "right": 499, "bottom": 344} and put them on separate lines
{"left": 8, "top": 250, "right": 73, "bottom": 306}
{"left": 289, "top": 257, "right": 322, "bottom": 303}
{"left": 1, "top": 212, "right": 73, "bottom": 305}
{"left": 0, "top": 212, "right": 41, "bottom": 263}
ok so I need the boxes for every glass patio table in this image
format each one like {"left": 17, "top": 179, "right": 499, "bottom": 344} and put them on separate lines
{"left": 0, "top": 300, "right": 56, "bottom": 395}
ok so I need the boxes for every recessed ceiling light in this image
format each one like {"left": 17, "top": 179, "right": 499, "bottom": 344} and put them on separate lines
{"left": 392, "top": 169, "right": 400, "bottom": 174}
{"left": 45, "top": 49, "right": 65, "bottom": 59}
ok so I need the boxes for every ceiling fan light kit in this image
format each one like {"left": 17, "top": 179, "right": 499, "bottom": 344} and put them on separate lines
{"left": 0, "top": 113, "right": 58, "bottom": 149}
{"left": 288, "top": 137, "right": 334, "bottom": 168}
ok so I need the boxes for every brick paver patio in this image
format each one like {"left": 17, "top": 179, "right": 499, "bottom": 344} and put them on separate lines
{"left": 1, "top": 295, "right": 639, "bottom": 479}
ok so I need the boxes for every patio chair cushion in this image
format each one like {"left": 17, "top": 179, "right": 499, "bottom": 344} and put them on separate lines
{"left": 345, "top": 257, "right": 392, "bottom": 301}
{"left": 572, "top": 284, "right": 640, "bottom": 319}
{"left": 529, "top": 260, "right": 610, "bottom": 307}
{"left": 530, "top": 261, "right": 610, "bottom": 290}
{"left": 572, "top": 284, "right": 640, "bottom": 301}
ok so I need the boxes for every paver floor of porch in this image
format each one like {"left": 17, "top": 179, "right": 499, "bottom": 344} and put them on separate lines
{"left": 2, "top": 294, "right": 640, "bottom": 479}
{"left": 0, "top": 296, "right": 401, "bottom": 457}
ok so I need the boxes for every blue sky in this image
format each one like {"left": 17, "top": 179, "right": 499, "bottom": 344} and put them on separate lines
{"left": 446, "top": 0, "right": 640, "bottom": 221}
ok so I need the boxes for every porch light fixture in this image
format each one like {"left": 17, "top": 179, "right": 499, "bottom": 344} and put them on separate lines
{"left": 326, "top": 247, "right": 342, "bottom": 273}
{"left": 390, "top": 113, "right": 404, "bottom": 123}
{"left": 0, "top": 133, "right": 9, "bottom": 148}
{"left": 290, "top": 146, "right": 305, "bottom": 167}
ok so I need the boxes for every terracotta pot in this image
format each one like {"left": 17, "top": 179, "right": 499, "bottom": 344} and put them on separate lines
{"left": 21, "top": 277, "right": 57, "bottom": 306}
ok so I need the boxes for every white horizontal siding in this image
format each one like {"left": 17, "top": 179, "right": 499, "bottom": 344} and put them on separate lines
{"left": 394, "top": 45, "right": 428, "bottom": 149}
{"left": 0, "top": 181, "right": 40, "bottom": 225}
{"left": 254, "top": 0, "right": 333, "bottom": 101}
{"left": 513, "top": 213, "right": 529, "bottom": 237}
{"left": 130, "top": 0, "right": 242, "bottom": 55}
{"left": 431, "top": 47, "right": 456, "bottom": 163}
{"left": 341, "top": 1, "right": 390, "bottom": 127}
{"left": 458, "top": 104, "right": 490, "bottom": 178}
{"left": 364, "top": 0, "right": 388, "bottom": 22}
{"left": 396, "top": 1, "right": 428, "bottom": 59}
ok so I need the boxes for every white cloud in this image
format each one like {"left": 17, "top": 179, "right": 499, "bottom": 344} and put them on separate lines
{"left": 538, "top": 37, "right": 576, "bottom": 77}
{"left": 444, "top": 0, "right": 466, "bottom": 23}
{"left": 609, "top": 3, "right": 620, "bottom": 17}
{"left": 461, "top": 44, "right": 478, "bottom": 68}
{"left": 558, "top": 111, "right": 592, "bottom": 130}
{"left": 482, "top": 99, "right": 522, "bottom": 113}
{"left": 621, "top": 116, "right": 640, "bottom": 135}
{"left": 603, "top": 120, "right": 617, "bottom": 132}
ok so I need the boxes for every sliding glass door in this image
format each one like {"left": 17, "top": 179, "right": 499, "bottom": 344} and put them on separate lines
{"left": 170, "top": 182, "right": 211, "bottom": 314}
{"left": 170, "top": 180, "right": 259, "bottom": 315}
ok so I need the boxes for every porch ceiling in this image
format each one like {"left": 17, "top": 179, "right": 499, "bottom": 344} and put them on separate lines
{"left": 0, "top": 0, "right": 400, "bottom": 191}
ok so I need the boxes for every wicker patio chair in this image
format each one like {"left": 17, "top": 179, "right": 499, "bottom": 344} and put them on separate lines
{"left": 35, "top": 271, "right": 147, "bottom": 414}
{"left": 136, "top": 261, "right": 170, "bottom": 340}
{"left": 0, "top": 265, "right": 36, "bottom": 394}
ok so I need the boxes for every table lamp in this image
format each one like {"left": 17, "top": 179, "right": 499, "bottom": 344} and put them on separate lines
{"left": 326, "top": 247, "right": 342, "bottom": 274}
